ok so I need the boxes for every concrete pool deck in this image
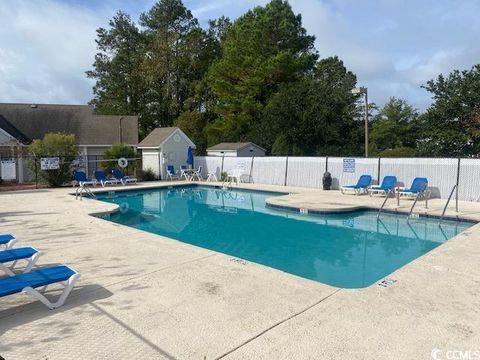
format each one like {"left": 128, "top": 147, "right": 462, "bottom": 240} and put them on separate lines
{"left": 0, "top": 181, "right": 479, "bottom": 359}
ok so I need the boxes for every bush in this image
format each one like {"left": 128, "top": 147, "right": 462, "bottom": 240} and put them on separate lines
{"left": 379, "top": 147, "right": 416, "bottom": 158}
{"left": 28, "top": 133, "right": 78, "bottom": 187}
{"left": 138, "top": 168, "right": 157, "bottom": 181}
{"left": 101, "top": 143, "right": 136, "bottom": 174}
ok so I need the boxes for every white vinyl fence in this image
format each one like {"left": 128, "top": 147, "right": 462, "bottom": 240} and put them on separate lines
{"left": 194, "top": 155, "right": 480, "bottom": 201}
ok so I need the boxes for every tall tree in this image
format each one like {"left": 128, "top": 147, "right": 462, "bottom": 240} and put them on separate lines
{"left": 259, "top": 56, "right": 360, "bottom": 155}
{"left": 139, "top": 0, "right": 203, "bottom": 132}
{"left": 369, "top": 97, "right": 419, "bottom": 155}
{"left": 206, "top": 0, "right": 317, "bottom": 145}
{"left": 86, "top": 12, "right": 146, "bottom": 118}
{"left": 418, "top": 65, "right": 480, "bottom": 156}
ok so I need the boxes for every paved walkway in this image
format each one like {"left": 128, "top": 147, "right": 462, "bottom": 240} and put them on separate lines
{"left": 0, "top": 181, "right": 479, "bottom": 359}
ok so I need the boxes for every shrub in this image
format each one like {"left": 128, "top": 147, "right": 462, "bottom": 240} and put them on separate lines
{"left": 379, "top": 147, "right": 416, "bottom": 158}
{"left": 28, "top": 133, "right": 78, "bottom": 187}
{"left": 138, "top": 168, "right": 156, "bottom": 181}
{"left": 101, "top": 143, "right": 136, "bottom": 174}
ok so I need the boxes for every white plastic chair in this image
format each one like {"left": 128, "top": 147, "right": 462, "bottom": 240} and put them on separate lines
{"left": 206, "top": 169, "right": 218, "bottom": 182}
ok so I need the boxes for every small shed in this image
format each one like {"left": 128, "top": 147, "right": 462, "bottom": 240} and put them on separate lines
{"left": 207, "top": 142, "right": 265, "bottom": 157}
{"left": 138, "top": 127, "right": 196, "bottom": 180}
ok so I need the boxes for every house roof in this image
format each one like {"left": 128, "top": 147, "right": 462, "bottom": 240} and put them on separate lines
{"left": 0, "top": 103, "right": 138, "bottom": 146}
{"left": 137, "top": 127, "right": 195, "bottom": 148}
{"left": 207, "top": 142, "right": 266, "bottom": 152}
{"left": 0, "top": 114, "right": 31, "bottom": 145}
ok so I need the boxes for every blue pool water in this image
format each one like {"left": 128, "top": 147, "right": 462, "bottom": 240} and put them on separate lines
{"left": 96, "top": 186, "right": 472, "bottom": 288}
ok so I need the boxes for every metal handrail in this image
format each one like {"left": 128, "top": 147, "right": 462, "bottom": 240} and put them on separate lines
{"left": 406, "top": 192, "right": 421, "bottom": 221}
{"left": 439, "top": 184, "right": 457, "bottom": 224}
{"left": 377, "top": 189, "right": 392, "bottom": 219}
{"left": 75, "top": 185, "right": 96, "bottom": 200}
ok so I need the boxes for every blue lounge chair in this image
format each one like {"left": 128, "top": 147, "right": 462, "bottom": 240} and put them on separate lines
{"left": 112, "top": 169, "right": 137, "bottom": 185}
{"left": 0, "top": 247, "right": 40, "bottom": 276}
{"left": 341, "top": 175, "right": 372, "bottom": 195}
{"left": 0, "top": 234, "right": 17, "bottom": 249}
{"left": 0, "top": 265, "right": 79, "bottom": 309}
{"left": 398, "top": 177, "right": 429, "bottom": 199}
{"left": 74, "top": 171, "right": 97, "bottom": 187}
{"left": 368, "top": 176, "right": 397, "bottom": 196}
{"left": 166, "top": 165, "right": 179, "bottom": 181}
{"left": 95, "top": 170, "right": 119, "bottom": 187}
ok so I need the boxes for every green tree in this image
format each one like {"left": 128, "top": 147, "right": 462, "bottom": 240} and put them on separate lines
{"left": 206, "top": 0, "right": 317, "bottom": 144}
{"left": 86, "top": 12, "right": 146, "bottom": 119}
{"left": 101, "top": 143, "right": 136, "bottom": 174}
{"left": 140, "top": 0, "right": 205, "bottom": 132}
{"left": 28, "top": 133, "right": 78, "bottom": 187}
{"left": 259, "top": 56, "right": 360, "bottom": 155}
{"left": 369, "top": 97, "right": 419, "bottom": 155}
{"left": 175, "top": 111, "right": 207, "bottom": 153}
{"left": 418, "top": 65, "right": 480, "bottom": 156}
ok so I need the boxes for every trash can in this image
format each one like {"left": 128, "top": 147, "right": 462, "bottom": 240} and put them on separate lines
{"left": 322, "top": 171, "right": 332, "bottom": 190}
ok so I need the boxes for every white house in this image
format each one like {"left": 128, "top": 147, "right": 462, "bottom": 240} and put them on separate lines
{"left": 138, "top": 127, "right": 196, "bottom": 180}
{"left": 206, "top": 142, "right": 266, "bottom": 157}
{"left": 0, "top": 103, "right": 138, "bottom": 182}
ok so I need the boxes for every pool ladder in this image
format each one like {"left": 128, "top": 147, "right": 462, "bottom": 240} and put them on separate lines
{"left": 439, "top": 185, "right": 457, "bottom": 224}
{"left": 377, "top": 189, "right": 393, "bottom": 220}
{"left": 75, "top": 185, "right": 96, "bottom": 200}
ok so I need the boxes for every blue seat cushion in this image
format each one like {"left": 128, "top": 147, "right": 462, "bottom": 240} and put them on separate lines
{"left": 0, "top": 265, "right": 75, "bottom": 297}
{"left": 0, "top": 234, "right": 14, "bottom": 245}
{"left": 0, "top": 247, "right": 37, "bottom": 263}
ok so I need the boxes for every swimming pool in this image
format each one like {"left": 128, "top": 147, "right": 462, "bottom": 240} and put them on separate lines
{"left": 96, "top": 186, "right": 472, "bottom": 288}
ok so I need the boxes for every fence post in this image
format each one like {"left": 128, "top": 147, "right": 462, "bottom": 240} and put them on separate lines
{"left": 456, "top": 158, "right": 461, "bottom": 212}
{"left": 249, "top": 156, "right": 255, "bottom": 184}
{"left": 34, "top": 157, "right": 38, "bottom": 189}
{"left": 325, "top": 156, "right": 329, "bottom": 172}
{"left": 284, "top": 156, "right": 289, "bottom": 186}
{"left": 220, "top": 155, "right": 225, "bottom": 175}
{"left": 377, "top": 157, "right": 381, "bottom": 184}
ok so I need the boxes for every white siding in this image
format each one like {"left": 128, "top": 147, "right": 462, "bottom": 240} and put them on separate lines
{"left": 237, "top": 146, "right": 265, "bottom": 157}
{"left": 207, "top": 150, "right": 236, "bottom": 157}
{"left": 160, "top": 130, "right": 193, "bottom": 179}
{"left": 0, "top": 130, "right": 12, "bottom": 145}
{"left": 142, "top": 149, "right": 160, "bottom": 178}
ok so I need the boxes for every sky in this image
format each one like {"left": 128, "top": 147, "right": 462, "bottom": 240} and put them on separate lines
{"left": 1, "top": 0, "right": 479, "bottom": 111}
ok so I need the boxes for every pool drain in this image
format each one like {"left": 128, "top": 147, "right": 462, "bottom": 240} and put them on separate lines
{"left": 377, "top": 278, "right": 397, "bottom": 288}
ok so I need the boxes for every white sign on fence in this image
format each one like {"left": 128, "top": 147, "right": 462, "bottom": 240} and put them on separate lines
{"left": 343, "top": 158, "right": 355, "bottom": 173}
{"left": 0, "top": 159, "right": 16, "bottom": 180}
{"left": 41, "top": 157, "right": 60, "bottom": 170}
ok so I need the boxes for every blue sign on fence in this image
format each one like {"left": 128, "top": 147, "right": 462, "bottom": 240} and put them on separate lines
{"left": 343, "top": 158, "right": 355, "bottom": 173}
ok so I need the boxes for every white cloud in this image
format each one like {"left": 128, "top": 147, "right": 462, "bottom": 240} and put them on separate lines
{"left": 1, "top": 0, "right": 480, "bottom": 110}
{"left": 294, "top": 0, "right": 480, "bottom": 109}
{"left": 0, "top": 0, "right": 112, "bottom": 104}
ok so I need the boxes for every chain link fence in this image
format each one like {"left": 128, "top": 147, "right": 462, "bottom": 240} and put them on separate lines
{"left": 0, "top": 155, "right": 141, "bottom": 188}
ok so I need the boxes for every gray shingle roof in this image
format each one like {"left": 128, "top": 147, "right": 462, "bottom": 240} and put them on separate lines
{"left": 0, "top": 103, "right": 138, "bottom": 145}
{"left": 137, "top": 127, "right": 178, "bottom": 148}
{"left": 0, "top": 114, "right": 31, "bottom": 144}
{"left": 207, "top": 142, "right": 265, "bottom": 151}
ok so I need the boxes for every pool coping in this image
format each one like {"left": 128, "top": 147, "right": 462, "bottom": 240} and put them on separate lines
{"left": 82, "top": 182, "right": 478, "bottom": 224}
